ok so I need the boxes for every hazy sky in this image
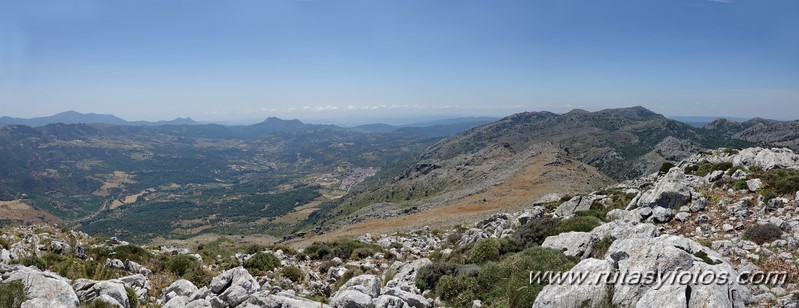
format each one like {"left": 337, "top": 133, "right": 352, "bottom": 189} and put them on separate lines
{"left": 1, "top": 0, "right": 797, "bottom": 123}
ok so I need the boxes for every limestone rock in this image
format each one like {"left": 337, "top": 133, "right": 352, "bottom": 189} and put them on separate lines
{"left": 209, "top": 267, "right": 260, "bottom": 307}
{"left": 0, "top": 265, "right": 80, "bottom": 308}
{"left": 554, "top": 196, "right": 595, "bottom": 217}
{"left": 533, "top": 258, "right": 614, "bottom": 308}
{"left": 73, "top": 278, "right": 130, "bottom": 308}
{"left": 636, "top": 168, "right": 700, "bottom": 209}
{"left": 541, "top": 232, "right": 599, "bottom": 259}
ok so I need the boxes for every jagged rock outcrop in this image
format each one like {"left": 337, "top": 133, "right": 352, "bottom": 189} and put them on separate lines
{"left": 532, "top": 258, "right": 614, "bottom": 308}
{"left": 534, "top": 233, "right": 753, "bottom": 308}
{"left": 209, "top": 266, "right": 261, "bottom": 307}
{"left": 73, "top": 279, "right": 131, "bottom": 308}
{"left": 554, "top": 195, "right": 596, "bottom": 217}
{"left": 632, "top": 168, "right": 702, "bottom": 210}
{"left": 541, "top": 232, "right": 599, "bottom": 259}
{"left": 0, "top": 265, "right": 80, "bottom": 308}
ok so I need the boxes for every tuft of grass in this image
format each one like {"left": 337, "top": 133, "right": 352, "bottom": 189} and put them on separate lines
{"left": 548, "top": 216, "right": 602, "bottom": 236}
{"left": 0, "top": 280, "right": 27, "bottom": 308}
{"left": 590, "top": 236, "right": 613, "bottom": 259}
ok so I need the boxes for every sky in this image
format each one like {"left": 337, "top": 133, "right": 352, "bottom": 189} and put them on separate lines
{"left": 0, "top": 0, "right": 797, "bottom": 124}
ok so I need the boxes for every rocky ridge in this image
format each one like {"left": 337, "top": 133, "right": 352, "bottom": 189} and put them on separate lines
{"left": 2, "top": 147, "right": 799, "bottom": 307}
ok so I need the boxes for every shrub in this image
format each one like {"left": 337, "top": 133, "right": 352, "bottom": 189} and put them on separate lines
{"left": 476, "top": 246, "right": 575, "bottom": 307}
{"left": 17, "top": 256, "right": 47, "bottom": 270}
{"left": 659, "top": 162, "right": 675, "bottom": 175}
{"left": 113, "top": 245, "right": 153, "bottom": 263}
{"left": 269, "top": 244, "right": 298, "bottom": 256}
{"left": 726, "top": 165, "right": 747, "bottom": 176}
{"left": 416, "top": 263, "right": 460, "bottom": 292}
{"left": 435, "top": 275, "right": 479, "bottom": 307}
{"left": 318, "top": 260, "right": 336, "bottom": 274}
{"left": 303, "top": 240, "right": 382, "bottom": 261}
{"left": 184, "top": 268, "right": 214, "bottom": 288}
{"left": 303, "top": 243, "right": 331, "bottom": 260}
{"left": 758, "top": 169, "right": 799, "bottom": 195}
{"left": 511, "top": 217, "right": 558, "bottom": 248}
{"left": 732, "top": 179, "right": 749, "bottom": 191}
{"left": 590, "top": 236, "right": 613, "bottom": 259}
{"left": 548, "top": 216, "right": 602, "bottom": 236}
{"left": 743, "top": 224, "right": 783, "bottom": 245}
{"left": 0, "top": 280, "right": 27, "bottom": 308}
{"left": 244, "top": 252, "right": 281, "bottom": 273}
{"left": 446, "top": 233, "right": 462, "bottom": 246}
{"left": 350, "top": 248, "right": 373, "bottom": 260}
{"left": 497, "top": 237, "right": 521, "bottom": 256}
{"left": 125, "top": 287, "right": 139, "bottom": 308}
{"left": 574, "top": 210, "right": 606, "bottom": 221}
{"left": 167, "top": 255, "right": 200, "bottom": 277}
{"left": 470, "top": 238, "right": 500, "bottom": 264}
{"left": 280, "top": 265, "right": 305, "bottom": 282}
{"left": 244, "top": 244, "right": 266, "bottom": 254}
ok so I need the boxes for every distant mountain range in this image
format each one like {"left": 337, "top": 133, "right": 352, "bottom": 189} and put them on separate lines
{"left": 0, "top": 111, "right": 197, "bottom": 127}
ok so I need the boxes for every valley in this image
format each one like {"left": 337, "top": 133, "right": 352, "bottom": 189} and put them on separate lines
{"left": 1, "top": 107, "right": 799, "bottom": 246}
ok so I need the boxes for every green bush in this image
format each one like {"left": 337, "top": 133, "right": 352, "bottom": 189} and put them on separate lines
{"left": 113, "top": 245, "right": 153, "bottom": 263}
{"left": 470, "top": 238, "right": 499, "bottom": 264}
{"left": 726, "top": 165, "right": 747, "bottom": 176}
{"left": 125, "top": 287, "right": 139, "bottom": 308}
{"left": 574, "top": 210, "right": 606, "bottom": 221}
{"left": 743, "top": 224, "right": 783, "bottom": 245}
{"left": 733, "top": 179, "right": 749, "bottom": 191}
{"left": 686, "top": 162, "right": 734, "bottom": 176}
{"left": 167, "top": 255, "right": 201, "bottom": 277}
{"left": 17, "top": 256, "right": 47, "bottom": 270}
{"left": 349, "top": 248, "right": 373, "bottom": 260}
{"left": 476, "top": 246, "right": 575, "bottom": 307}
{"left": 244, "top": 244, "right": 266, "bottom": 255}
{"left": 511, "top": 217, "right": 558, "bottom": 248}
{"left": 758, "top": 169, "right": 799, "bottom": 195}
{"left": 416, "top": 263, "right": 461, "bottom": 292}
{"left": 279, "top": 265, "right": 305, "bottom": 282}
{"left": 303, "top": 240, "right": 383, "bottom": 261}
{"left": 269, "top": 244, "right": 299, "bottom": 256}
{"left": 244, "top": 252, "right": 281, "bottom": 273}
{"left": 497, "top": 237, "right": 521, "bottom": 256}
{"left": 659, "top": 162, "right": 675, "bottom": 175}
{"left": 0, "top": 280, "right": 27, "bottom": 308}
{"left": 548, "top": 216, "right": 602, "bottom": 236}
{"left": 435, "top": 275, "right": 479, "bottom": 307}
{"left": 184, "top": 268, "right": 214, "bottom": 288}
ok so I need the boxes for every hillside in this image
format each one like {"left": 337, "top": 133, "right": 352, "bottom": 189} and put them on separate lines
{"left": 2, "top": 146, "right": 799, "bottom": 307}
{"left": 301, "top": 107, "right": 761, "bottom": 238}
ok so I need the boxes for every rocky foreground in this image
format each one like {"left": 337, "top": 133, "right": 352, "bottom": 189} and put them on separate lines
{"left": 2, "top": 147, "right": 799, "bottom": 307}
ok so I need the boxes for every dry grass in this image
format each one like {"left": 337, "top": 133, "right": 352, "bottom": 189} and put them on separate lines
{"left": 289, "top": 150, "right": 612, "bottom": 248}
{"left": 0, "top": 200, "right": 63, "bottom": 224}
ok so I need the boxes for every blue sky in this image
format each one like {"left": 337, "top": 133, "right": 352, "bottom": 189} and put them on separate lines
{"left": 0, "top": 0, "right": 797, "bottom": 123}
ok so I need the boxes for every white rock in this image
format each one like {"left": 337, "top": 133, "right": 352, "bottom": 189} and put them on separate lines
{"left": 533, "top": 258, "right": 614, "bottom": 308}
{"left": 652, "top": 206, "right": 674, "bottom": 223}
{"left": 542, "top": 232, "right": 599, "bottom": 259}
{"left": 746, "top": 179, "right": 763, "bottom": 192}
{"left": 0, "top": 265, "right": 80, "bottom": 308}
